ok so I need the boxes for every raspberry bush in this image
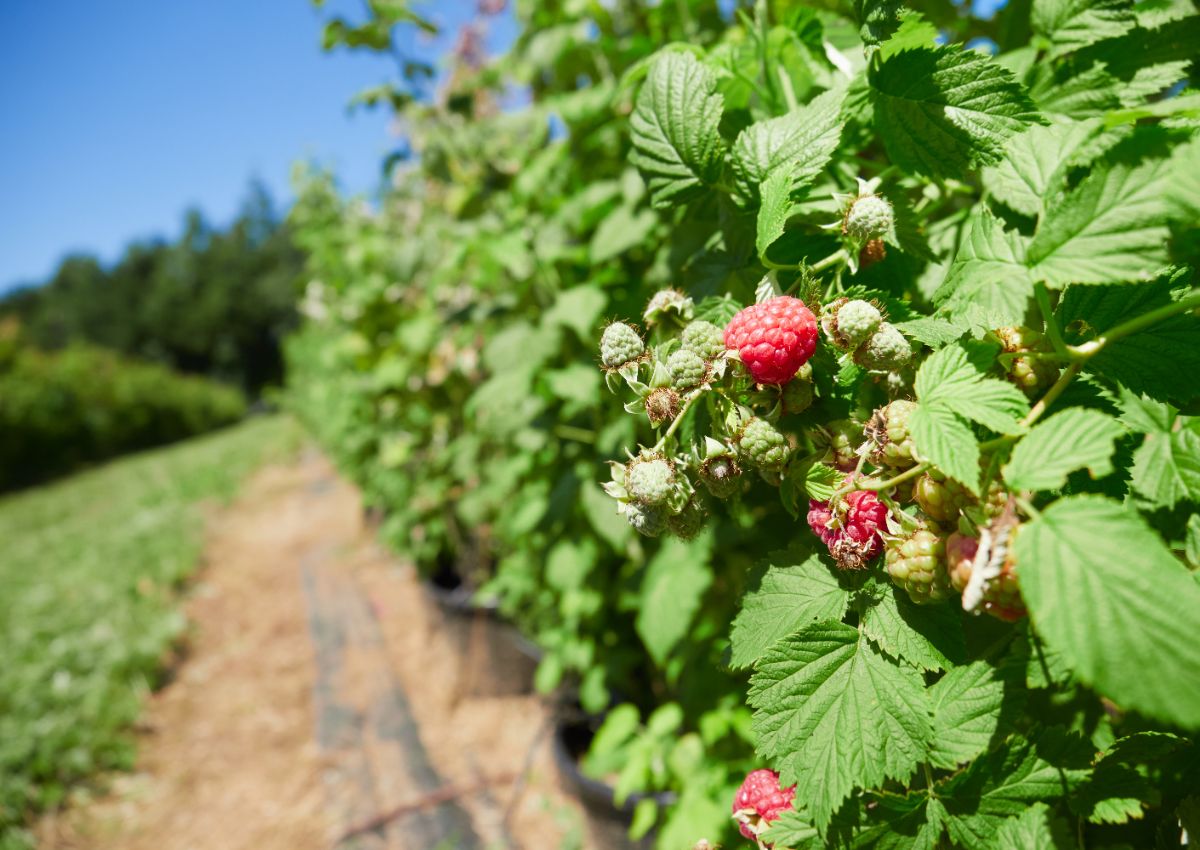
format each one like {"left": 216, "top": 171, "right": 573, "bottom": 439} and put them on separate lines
{"left": 287, "top": 0, "right": 1200, "bottom": 847}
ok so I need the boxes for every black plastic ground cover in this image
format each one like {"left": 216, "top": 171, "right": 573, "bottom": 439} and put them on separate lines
{"left": 301, "top": 542, "right": 481, "bottom": 850}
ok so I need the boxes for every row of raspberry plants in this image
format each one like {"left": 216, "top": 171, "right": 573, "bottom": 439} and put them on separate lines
{"left": 287, "top": 0, "right": 1200, "bottom": 846}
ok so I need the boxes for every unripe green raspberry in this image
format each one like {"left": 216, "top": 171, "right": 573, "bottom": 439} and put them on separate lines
{"left": 819, "top": 419, "right": 863, "bottom": 471}
{"left": 600, "top": 322, "right": 644, "bottom": 369}
{"left": 645, "top": 387, "right": 680, "bottom": 427}
{"left": 867, "top": 400, "right": 918, "bottom": 468}
{"left": 738, "top": 418, "right": 790, "bottom": 470}
{"left": 854, "top": 323, "right": 911, "bottom": 371}
{"left": 680, "top": 320, "right": 726, "bottom": 361}
{"left": 781, "top": 375, "right": 814, "bottom": 415}
{"left": 823, "top": 299, "right": 882, "bottom": 351}
{"left": 913, "top": 471, "right": 970, "bottom": 523}
{"left": 668, "top": 497, "right": 707, "bottom": 540}
{"left": 885, "top": 528, "right": 952, "bottom": 605}
{"left": 993, "top": 326, "right": 1058, "bottom": 398}
{"left": 644, "top": 288, "right": 693, "bottom": 325}
{"left": 700, "top": 454, "right": 742, "bottom": 498}
{"left": 625, "top": 502, "right": 667, "bottom": 537}
{"left": 843, "top": 194, "right": 894, "bottom": 241}
{"left": 667, "top": 348, "right": 707, "bottom": 389}
{"left": 626, "top": 455, "right": 676, "bottom": 505}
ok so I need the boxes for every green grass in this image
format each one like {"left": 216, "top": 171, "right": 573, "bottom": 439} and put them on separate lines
{"left": 0, "top": 416, "right": 301, "bottom": 848}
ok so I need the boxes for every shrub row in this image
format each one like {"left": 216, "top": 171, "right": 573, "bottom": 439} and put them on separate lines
{"left": 0, "top": 341, "right": 246, "bottom": 489}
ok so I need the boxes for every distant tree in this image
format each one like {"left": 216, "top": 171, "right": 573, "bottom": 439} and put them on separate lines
{"left": 1, "top": 180, "right": 302, "bottom": 393}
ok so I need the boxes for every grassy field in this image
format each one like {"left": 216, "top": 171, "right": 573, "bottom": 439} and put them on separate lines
{"left": 0, "top": 416, "right": 301, "bottom": 848}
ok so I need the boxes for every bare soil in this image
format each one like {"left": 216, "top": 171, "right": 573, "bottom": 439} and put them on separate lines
{"left": 38, "top": 451, "right": 585, "bottom": 850}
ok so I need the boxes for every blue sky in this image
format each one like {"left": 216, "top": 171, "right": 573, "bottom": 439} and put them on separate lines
{"left": 0, "top": 1, "right": 517, "bottom": 292}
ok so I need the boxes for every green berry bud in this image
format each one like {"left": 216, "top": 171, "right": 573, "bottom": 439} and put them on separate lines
{"left": 885, "top": 528, "right": 951, "bottom": 605}
{"left": 867, "top": 399, "right": 918, "bottom": 468}
{"left": 668, "top": 497, "right": 707, "bottom": 540}
{"left": 600, "top": 322, "right": 644, "bottom": 369}
{"left": 680, "top": 320, "right": 726, "bottom": 361}
{"left": 824, "top": 299, "right": 882, "bottom": 351}
{"left": 626, "top": 455, "right": 676, "bottom": 505}
{"left": 667, "top": 348, "right": 707, "bottom": 390}
{"left": 738, "top": 418, "right": 790, "bottom": 470}
{"left": 625, "top": 502, "right": 667, "bottom": 537}
{"left": 854, "top": 323, "right": 911, "bottom": 371}
{"left": 643, "top": 288, "right": 693, "bottom": 325}
{"left": 844, "top": 194, "right": 894, "bottom": 242}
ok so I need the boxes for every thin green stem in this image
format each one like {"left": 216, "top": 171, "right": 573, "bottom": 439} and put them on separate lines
{"left": 1069, "top": 289, "right": 1200, "bottom": 359}
{"left": 769, "top": 249, "right": 847, "bottom": 277}
{"left": 1014, "top": 495, "right": 1040, "bottom": 519}
{"left": 1022, "top": 361, "right": 1082, "bottom": 428}
{"left": 1035, "top": 283, "right": 1070, "bottom": 359}
{"left": 832, "top": 461, "right": 930, "bottom": 502}
{"left": 923, "top": 762, "right": 937, "bottom": 793}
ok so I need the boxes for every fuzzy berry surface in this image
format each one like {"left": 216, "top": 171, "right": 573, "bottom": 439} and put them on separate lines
{"left": 825, "top": 298, "right": 882, "bottom": 351}
{"left": 868, "top": 400, "right": 917, "bottom": 468}
{"left": 626, "top": 456, "right": 675, "bottom": 505}
{"left": 681, "top": 320, "right": 726, "bottom": 361}
{"left": 667, "top": 348, "right": 707, "bottom": 389}
{"left": 844, "top": 194, "right": 894, "bottom": 241}
{"left": 886, "top": 528, "right": 951, "bottom": 604}
{"left": 724, "top": 296, "right": 818, "bottom": 385}
{"left": 600, "top": 322, "right": 644, "bottom": 369}
{"left": 807, "top": 488, "right": 888, "bottom": 569}
{"left": 731, "top": 769, "right": 796, "bottom": 841}
{"left": 854, "top": 323, "right": 910, "bottom": 371}
{"left": 624, "top": 502, "right": 666, "bottom": 537}
{"left": 739, "top": 418, "right": 790, "bottom": 470}
{"left": 913, "top": 472, "right": 969, "bottom": 523}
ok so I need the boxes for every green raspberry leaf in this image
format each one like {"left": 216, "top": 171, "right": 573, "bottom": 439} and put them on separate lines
{"left": 1130, "top": 423, "right": 1200, "bottom": 508}
{"left": 1027, "top": 156, "right": 1180, "bottom": 287}
{"left": 1059, "top": 268, "right": 1200, "bottom": 402}
{"left": 730, "top": 547, "right": 852, "bottom": 670}
{"left": 910, "top": 402, "right": 981, "bottom": 495}
{"left": 940, "top": 736, "right": 1078, "bottom": 846}
{"left": 749, "top": 621, "right": 932, "bottom": 829}
{"left": 994, "top": 803, "right": 1074, "bottom": 849}
{"left": 1015, "top": 496, "right": 1200, "bottom": 727}
{"left": 1003, "top": 408, "right": 1125, "bottom": 492}
{"left": 761, "top": 809, "right": 822, "bottom": 849}
{"left": 756, "top": 169, "right": 794, "bottom": 259}
{"left": 1032, "top": 0, "right": 1136, "bottom": 59}
{"left": 981, "top": 118, "right": 1106, "bottom": 219}
{"left": 629, "top": 51, "right": 726, "bottom": 208}
{"left": 929, "top": 657, "right": 1026, "bottom": 769}
{"left": 935, "top": 208, "right": 1035, "bottom": 327}
{"left": 637, "top": 533, "right": 714, "bottom": 664}
{"left": 917, "top": 343, "right": 1029, "bottom": 436}
{"left": 869, "top": 46, "right": 1043, "bottom": 179}
{"left": 858, "top": 576, "right": 965, "bottom": 672}
{"left": 730, "top": 86, "right": 845, "bottom": 202}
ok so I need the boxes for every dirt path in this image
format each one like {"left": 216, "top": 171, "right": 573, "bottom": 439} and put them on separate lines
{"left": 38, "top": 451, "right": 586, "bottom": 850}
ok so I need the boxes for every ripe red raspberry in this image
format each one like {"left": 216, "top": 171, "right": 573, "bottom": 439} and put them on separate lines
{"left": 724, "top": 296, "right": 818, "bottom": 385}
{"left": 731, "top": 769, "right": 796, "bottom": 842}
{"left": 807, "top": 487, "right": 888, "bottom": 570}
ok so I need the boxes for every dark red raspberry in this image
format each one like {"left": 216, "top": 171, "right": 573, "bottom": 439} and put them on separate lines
{"left": 731, "top": 768, "right": 796, "bottom": 842}
{"left": 807, "top": 488, "right": 888, "bottom": 569}
{"left": 724, "top": 296, "right": 818, "bottom": 385}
